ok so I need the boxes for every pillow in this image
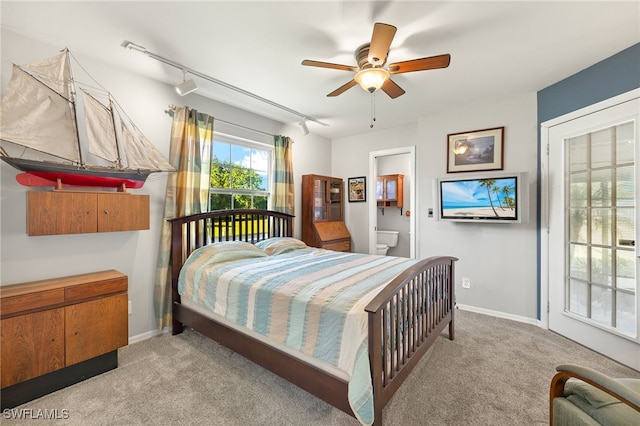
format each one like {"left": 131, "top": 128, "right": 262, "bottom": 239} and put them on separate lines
{"left": 188, "top": 241, "right": 268, "bottom": 265}
{"left": 255, "top": 237, "right": 307, "bottom": 256}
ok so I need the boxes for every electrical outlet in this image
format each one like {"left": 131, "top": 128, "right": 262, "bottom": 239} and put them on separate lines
{"left": 462, "top": 277, "right": 471, "bottom": 289}
{"left": 128, "top": 301, "right": 132, "bottom": 315}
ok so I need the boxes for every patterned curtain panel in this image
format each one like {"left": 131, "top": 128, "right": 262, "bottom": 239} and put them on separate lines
{"left": 154, "top": 106, "right": 214, "bottom": 330}
{"left": 273, "top": 135, "right": 294, "bottom": 215}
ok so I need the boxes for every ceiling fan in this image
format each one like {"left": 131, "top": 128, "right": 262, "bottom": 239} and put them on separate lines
{"left": 302, "top": 22, "right": 451, "bottom": 99}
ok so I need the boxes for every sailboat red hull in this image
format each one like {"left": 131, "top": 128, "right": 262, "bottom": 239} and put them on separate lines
{"left": 16, "top": 172, "right": 145, "bottom": 188}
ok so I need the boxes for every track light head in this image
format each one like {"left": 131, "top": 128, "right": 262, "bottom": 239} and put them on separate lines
{"left": 299, "top": 119, "right": 309, "bottom": 136}
{"left": 121, "top": 40, "right": 146, "bottom": 53}
{"left": 176, "top": 76, "right": 198, "bottom": 96}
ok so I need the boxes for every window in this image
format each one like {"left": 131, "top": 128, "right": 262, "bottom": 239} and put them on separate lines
{"left": 210, "top": 133, "right": 272, "bottom": 210}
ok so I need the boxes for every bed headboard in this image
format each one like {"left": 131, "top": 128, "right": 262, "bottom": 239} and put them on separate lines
{"left": 168, "top": 209, "right": 294, "bottom": 299}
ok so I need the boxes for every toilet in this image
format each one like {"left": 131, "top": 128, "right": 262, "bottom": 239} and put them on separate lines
{"left": 376, "top": 230, "right": 399, "bottom": 255}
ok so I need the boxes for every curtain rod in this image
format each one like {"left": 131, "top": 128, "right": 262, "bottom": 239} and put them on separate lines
{"left": 123, "top": 40, "right": 328, "bottom": 127}
{"left": 166, "top": 104, "right": 277, "bottom": 138}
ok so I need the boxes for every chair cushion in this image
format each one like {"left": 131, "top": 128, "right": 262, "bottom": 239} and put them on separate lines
{"left": 553, "top": 398, "right": 601, "bottom": 426}
{"left": 563, "top": 378, "right": 640, "bottom": 426}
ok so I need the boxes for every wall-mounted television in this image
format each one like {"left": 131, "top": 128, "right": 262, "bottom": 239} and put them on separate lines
{"left": 436, "top": 172, "right": 528, "bottom": 223}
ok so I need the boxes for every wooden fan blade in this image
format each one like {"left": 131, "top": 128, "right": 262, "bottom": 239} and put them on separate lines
{"left": 327, "top": 80, "right": 358, "bottom": 97}
{"left": 380, "top": 78, "right": 405, "bottom": 99}
{"left": 301, "top": 59, "right": 358, "bottom": 72}
{"left": 368, "top": 23, "right": 397, "bottom": 66}
{"left": 388, "top": 54, "right": 451, "bottom": 74}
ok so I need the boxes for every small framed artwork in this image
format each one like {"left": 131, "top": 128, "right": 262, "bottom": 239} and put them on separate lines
{"left": 347, "top": 176, "right": 366, "bottom": 202}
{"left": 447, "top": 126, "right": 504, "bottom": 173}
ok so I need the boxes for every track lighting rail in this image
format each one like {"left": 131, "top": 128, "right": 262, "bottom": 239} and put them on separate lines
{"left": 121, "top": 40, "right": 328, "bottom": 127}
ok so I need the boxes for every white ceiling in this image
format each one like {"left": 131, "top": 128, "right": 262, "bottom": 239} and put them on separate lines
{"left": 2, "top": 1, "right": 639, "bottom": 139}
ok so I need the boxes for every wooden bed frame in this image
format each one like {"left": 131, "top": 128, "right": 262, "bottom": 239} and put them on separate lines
{"left": 169, "top": 209, "right": 457, "bottom": 425}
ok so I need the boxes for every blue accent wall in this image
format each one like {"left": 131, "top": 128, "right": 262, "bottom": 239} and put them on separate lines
{"left": 536, "top": 43, "right": 640, "bottom": 320}
{"left": 538, "top": 43, "right": 640, "bottom": 122}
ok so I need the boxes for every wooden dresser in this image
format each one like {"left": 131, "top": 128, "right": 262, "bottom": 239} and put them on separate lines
{"left": 301, "top": 174, "right": 351, "bottom": 251}
{"left": 0, "top": 270, "right": 128, "bottom": 409}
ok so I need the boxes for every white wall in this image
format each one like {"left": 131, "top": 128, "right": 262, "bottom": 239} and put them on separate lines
{"left": 333, "top": 124, "right": 418, "bottom": 254}
{"left": 333, "top": 95, "right": 539, "bottom": 320}
{"left": 0, "top": 30, "right": 331, "bottom": 339}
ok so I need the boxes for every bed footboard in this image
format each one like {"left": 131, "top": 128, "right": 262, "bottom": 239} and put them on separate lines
{"left": 366, "top": 256, "right": 457, "bottom": 425}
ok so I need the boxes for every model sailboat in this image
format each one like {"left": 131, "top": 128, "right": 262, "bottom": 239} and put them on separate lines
{"left": 0, "top": 48, "right": 174, "bottom": 189}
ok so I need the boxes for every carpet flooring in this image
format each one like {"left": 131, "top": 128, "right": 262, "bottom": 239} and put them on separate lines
{"left": 3, "top": 309, "right": 638, "bottom": 425}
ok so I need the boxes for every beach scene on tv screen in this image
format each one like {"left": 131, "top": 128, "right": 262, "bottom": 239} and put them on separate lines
{"left": 441, "top": 177, "right": 517, "bottom": 219}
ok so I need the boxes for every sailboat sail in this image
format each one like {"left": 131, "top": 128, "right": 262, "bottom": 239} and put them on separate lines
{"left": 0, "top": 48, "right": 174, "bottom": 188}
{"left": 121, "top": 125, "right": 172, "bottom": 171}
{"left": 1, "top": 63, "right": 79, "bottom": 162}
{"left": 83, "top": 90, "right": 120, "bottom": 165}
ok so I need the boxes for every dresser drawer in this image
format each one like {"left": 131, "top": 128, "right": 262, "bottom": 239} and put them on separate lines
{"left": 0, "top": 289, "right": 65, "bottom": 318}
{"left": 322, "top": 239, "right": 351, "bottom": 252}
{"left": 65, "top": 276, "right": 127, "bottom": 303}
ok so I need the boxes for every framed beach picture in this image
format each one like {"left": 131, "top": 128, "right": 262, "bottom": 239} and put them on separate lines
{"left": 347, "top": 176, "right": 366, "bottom": 202}
{"left": 447, "top": 127, "right": 504, "bottom": 173}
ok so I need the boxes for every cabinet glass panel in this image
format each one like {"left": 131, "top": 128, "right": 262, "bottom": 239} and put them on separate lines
{"left": 376, "top": 179, "right": 383, "bottom": 200}
{"left": 313, "top": 178, "right": 327, "bottom": 220}
{"left": 386, "top": 179, "right": 397, "bottom": 200}
{"left": 329, "top": 181, "right": 341, "bottom": 220}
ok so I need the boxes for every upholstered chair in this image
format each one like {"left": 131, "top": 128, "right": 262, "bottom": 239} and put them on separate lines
{"left": 550, "top": 364, "right": 640, "bottom": 426}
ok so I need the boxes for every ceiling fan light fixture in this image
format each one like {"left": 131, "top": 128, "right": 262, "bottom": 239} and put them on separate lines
{"left": 354, "top": 68, "right": 389, "bottom": 93}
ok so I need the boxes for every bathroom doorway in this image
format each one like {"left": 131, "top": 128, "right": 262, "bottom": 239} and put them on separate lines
{"left": 368, "top": 147, "right": 416, "bottom": 258}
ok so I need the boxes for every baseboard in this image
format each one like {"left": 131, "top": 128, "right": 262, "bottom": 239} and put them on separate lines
{"left": 128, "top": 328, "right": 164, "bottom": 345}
{"left": 128, "top": 310, "right": 544, "bottom": 345}
{"left": 456, "top": 304, "right": 541, "bottom": 328}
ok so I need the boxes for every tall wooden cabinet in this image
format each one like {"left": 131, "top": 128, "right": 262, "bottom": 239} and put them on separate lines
{"left": 0, "top": 270, "right": 128, "bottom": 409}
{"left": 301, "top": 174, "right": 351, "bottom": 252}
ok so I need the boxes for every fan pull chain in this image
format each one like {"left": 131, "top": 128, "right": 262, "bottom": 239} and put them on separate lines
{"left": 370, "top": 92, "right": 377, "bottom": 128}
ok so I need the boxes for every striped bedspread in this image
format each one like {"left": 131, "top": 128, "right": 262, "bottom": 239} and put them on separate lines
{"left": 178, "top": 244, "right": 420, "bottom": 425}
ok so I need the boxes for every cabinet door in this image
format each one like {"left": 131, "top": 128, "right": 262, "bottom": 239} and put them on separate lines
{"left": 1, "top": 309, "right": 65, "bottom": 388}
{"left": 376, "top": 178, "right": 384, "bottom": 200}
{"left": 328, "top": 180, "right": 343, "bottom": 221}
{"left": 65, "top": 293, "right": 128, "bottom": 366}
{"left": 97, "top": 194, "right": 149, "bottom": 232}
{"left": 27, "top": 191, "right": 96, "bottom": 236}
{"left": 385, "top": 178, "right": 398, "bottom": 201}
{"left": 312, "top": 178, "right": 327, "bottom": 221}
